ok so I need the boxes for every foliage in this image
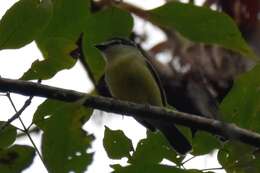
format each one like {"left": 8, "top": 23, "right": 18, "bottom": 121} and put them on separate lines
{"left": 148, "top": 2, "right": 256, "bottom": 59}
{"left": 0, "top": 145, "right": 35, "bottom": 173}
{"left": 218, "top": 141, "right": 260, "bottom": 173}
{"left": 33, "top": 99, "right": 94, "bottom": 173}
{"left": 0, "top": 0, "right": 52, "bottom": 50}
{"left": 0, "top": 122, "right": 17, "bottom": 148}
{"left": 0, "top": 0, "right": 259, "bottom": 173}
{"left": 220, "top": 65, "right": 260, "bottom": 133}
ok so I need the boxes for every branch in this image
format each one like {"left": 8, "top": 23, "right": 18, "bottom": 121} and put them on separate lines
{"left": 115, "top": 1, "right": 149, "bottom": 20}
{"left": 3, "top": 89, "right": 46, "bottom": 169}
{"left": 203, "top": 0, "right": 219, "bottom": 7}
{"left": 17, "top": 127, "right": 40, "bottom": 138}
{"left": 0, "top": 94, "right": 33, "bottom": 131}
{"left": 113, "top": 1, "right": 173, "bottom": 34}
{"left": 0, "top": 77, "right": 260, "bottom": 148}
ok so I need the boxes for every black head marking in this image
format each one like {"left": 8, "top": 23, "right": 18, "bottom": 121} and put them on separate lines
{"left": 95, "top": 37, "right": 137, "bottom": 51}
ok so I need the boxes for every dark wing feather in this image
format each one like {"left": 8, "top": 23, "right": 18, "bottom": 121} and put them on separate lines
{"left": 141, "top": 51, "right": 167, "bottom": 106}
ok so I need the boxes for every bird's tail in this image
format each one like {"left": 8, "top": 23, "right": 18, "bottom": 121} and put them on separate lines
{"left": 158, "top": 123, "right": 192, "bottom": 155}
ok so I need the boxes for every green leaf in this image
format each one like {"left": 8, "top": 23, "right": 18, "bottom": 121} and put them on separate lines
{"left": 0, "top": 0, "right": 52, "bottom": 50}
{"left": 220, "top": 65, "right": 260, "bottom": 173}
{"left": 218, "top": 141, "right": 260, "bottom": 173}
{"left": 22, "top": 0, "right": 90, "bottom": 80}
{"left": 0, "top": 145, "right": 35, "bottom": 173}
{"left": 149, "top": 2, "right": 256, "bottom": 59}
{"left": 0, "top": 122, "right": 17, "bottom": 148}
{"left": 103, "top": 126, "right": 133, "bottom": 160}
{"left": 220, "top": 65, "right": 260, "bottom": 133}
{"left": 21, "top": 38, "right": 77, "bottom": 80}
{"left": 37, "top": 0, "right": 90, "bottom": 42}
{"left": 112, "top": 163, "right": 203, "bottom": 173}
{"left": 129, "top": 131, "right": 184, "bottom": 166}
{"left": 33, "top": 99, "right": 94, "bottom": 173}
{"left": 83, "top": 7, "right": 134, "bottom": 81}
{"left": 33, "top": 99, "right": 62, "bottom": 129}
{"left": 191, "top": 131, "right": 221, "bottom": 156}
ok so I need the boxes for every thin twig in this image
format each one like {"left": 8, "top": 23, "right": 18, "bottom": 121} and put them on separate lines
{"left": 181, "top": 155, "right": 196, "bottom": 165}
{"left": 5, "top": 93, "right": 47, "bottom": 171}
{"left": 203, "top": 0, "right": 219, "bottom": 7}
{"left": 17, "top": 126, "right": 41, "bottom": 138}
{"left": 201, "top": 167, "right": 224, "bottom": 171}
{"left": 0, "top": 93, "right": 33, "bottom": 131}
{"left": 115, "top": 1, "right": 149, "bottom": 20}
{"left": 27, "top": 121, "right": 34, "bottom": 131}
{"left": 14, "top": 126, "right": 25, "bottom": 132}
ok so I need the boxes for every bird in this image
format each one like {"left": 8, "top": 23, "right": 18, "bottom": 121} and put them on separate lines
{"left": 95, "top": 37, "right": 192, "bottom": 155}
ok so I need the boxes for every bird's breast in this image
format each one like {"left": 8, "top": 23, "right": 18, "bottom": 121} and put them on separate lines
{"left": 105, "top": 57, "right": 163, "bottom": 106}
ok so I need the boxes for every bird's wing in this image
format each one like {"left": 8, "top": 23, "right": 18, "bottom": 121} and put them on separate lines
{"left": 144, "top": 57, "right": 167, "bottom": 107}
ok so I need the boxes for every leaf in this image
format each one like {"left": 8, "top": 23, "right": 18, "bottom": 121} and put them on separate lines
{"left": 0, "top": 145, "right": 35, "bottom": 173}
{"left": 218, "top": 141, "right": 260, "bottom": 173}
{"left": 220, "top": 65, "right": 260, "bottom": 173}
{"left": 220, "top": 65, "right": 260, "bottom": 133}
{"left": 33, "top": 99, "right": 94, "bottom": 173}
{"left": 129, "top": 131, "right": 184, "bottom": 166}
{"left": 37, "top": 0, "right": 90, "bottom": 42}
{"left": 83, "top": 7, "right": 134, "bottom": 81}
{"left": 148, "top": 2, "right": 256, "bottom": 59}
{"left": 33, "top": 99, "right": 62, "bottom": 129}
{"left": 112, "top": 163, "right": 203, "bottom": 173}
{"left": 21, "top": 38, "right": 77, "bottom": 80}
{"left": 0, "top": 0, "right": 52, "bottom": 50}
{"left": 0, "top": 122, "right": 17, "bottom": 149}
{"left": 191, "top": 131, "right": 221, "bottom": 156}
{"left": 22, "top": 0, "right": 90, "bottom": 80}
{"left": 103, "top": 126, "right": 133, "bottom": 160}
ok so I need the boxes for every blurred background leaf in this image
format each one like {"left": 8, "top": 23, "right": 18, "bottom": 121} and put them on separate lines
{"left": 149, "top": 2, "right": 256, "bottom": 59}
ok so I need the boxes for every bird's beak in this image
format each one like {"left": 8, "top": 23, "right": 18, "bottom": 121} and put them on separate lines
{"left": 95, "top": 43, "right": 107, "bottom": 51}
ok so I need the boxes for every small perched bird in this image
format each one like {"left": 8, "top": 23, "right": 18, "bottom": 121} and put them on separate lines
{"left": 95, "top": 38, "right": 191, "bottom": 155}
